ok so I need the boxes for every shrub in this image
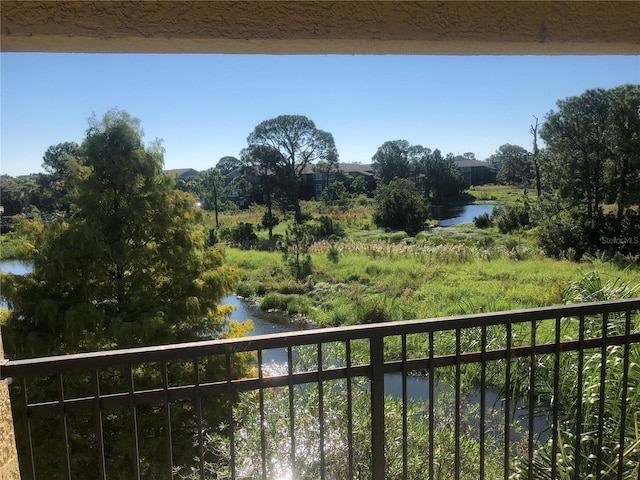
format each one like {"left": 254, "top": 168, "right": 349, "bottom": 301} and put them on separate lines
{"left": 538, "top": 210, "right": 640, "bottom": 260}
{"left": 389, "top": 231, "right": 408, "bottom": 242}
{"left": 235, "top": 282, "right": 257, "bottom": 298}
{"left": 475, "top": 236, "right": 494, "bottom": 249}
{"left": 259, "top": 293, "right": 289, "bottom": 311}
{"left": 220, "top": 222, "right": 258, "bottom": 248}
{"left": 494, "top": 205, "right": 530, "bottom": 233}
{"left": 286, "top": 297, "right": 311, "bottom": 316}
{"left": 259, "top": 293, "right": 310, "bottom": 316}
{"left": 357, "top": 301, "right": 391, "bottom": 324}
{"left": 473, "top": 212, "right": 492, "bottom": 229}
{"left": 326, "top": 243, "right": 340, "bottom": 264}
{"left": 373, "top": 178, "right": 430, "bottom": 236}
{"left": 309, "top": 215, "right": 345, "bottom": 239}
{"left": 205, "top": 227, "right": 219, "bottom": 247}
{"left": 261, "top": 211, "right": 280, "bottom": 231}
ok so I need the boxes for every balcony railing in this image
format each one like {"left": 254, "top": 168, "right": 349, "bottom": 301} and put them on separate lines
{"left": 2, "top": 298, "right": 639, "bottom": 479}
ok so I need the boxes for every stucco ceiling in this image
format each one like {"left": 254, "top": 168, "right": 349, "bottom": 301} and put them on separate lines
{"left": 2, "top": 1, "right": 639, "bottom": 55}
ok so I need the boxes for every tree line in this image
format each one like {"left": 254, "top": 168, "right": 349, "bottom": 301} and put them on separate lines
{"left": 2, "top": 84, "right": 638, "bottom": 257}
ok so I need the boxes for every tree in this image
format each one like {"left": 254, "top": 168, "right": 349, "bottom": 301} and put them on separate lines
{"left": 1, "top": 109, "right": 248, "bottom": 477}
{"left": 240, "top": 145, "right": 283, "bottom": 239}
{"left": 489, "top": 144, "right": 532, "bottom": 186}
{"left": 540, "top": 88, "right": 610, "bottom": 219}
{"left": 535, "top": 85, "right": 640, "bottom": 259}
{"left": 198, "top": 167, "right": 226, "bottom": 227}
{"left": 215, "top": 155, "right": 241, "bottom": 176}
{"left": 406, "top": 144, "right": 431, "bottom": 192}
{"left": 278, "top": 222, "right": 313, "bottom": 280}
{"left": 605, "top": 84, "right": 640, "bottom": 219}
{"left": 39, "top": 141, "right": 82, "bottom": 212}
{"left": 373, "top": 178, "right": 430, "bottom": 236}
{"left": 350, "top": 175, "right": 368, "bottom": 196}
{"left": 314, "top": 159, "right": 340, "bottom": 205}
{"left": 425, "top": 151, "right": 467, "bottom": 201}
{"left": 0, "top": 175, "right": 37, "bottom": 216}
{"left": 247, "top": 115, "right": 338, "bottom": 223}
{"left": 530, "top": 116, "right": 542, "bottom": 197}
{"left": 371, "top": 139, "right": 411, "bottom": 184}
{"left": 1, "top": 108, "right": 239, "bottom": 356}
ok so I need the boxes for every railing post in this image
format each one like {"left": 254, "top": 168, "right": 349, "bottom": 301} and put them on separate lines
{"left": 370, "top": 334, "right": 385, "bottom": 479}
{"left": 0, "top": 329, "right": 21, "bottom": 480}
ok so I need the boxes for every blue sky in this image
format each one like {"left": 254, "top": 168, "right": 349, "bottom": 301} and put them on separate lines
{"left": 1, "top": 54, "right": 638, "bottom": 177}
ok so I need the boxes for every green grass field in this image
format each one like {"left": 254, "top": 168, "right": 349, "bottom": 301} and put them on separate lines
{"left": 226, "top": 240, "right": 639, "bottom": 327}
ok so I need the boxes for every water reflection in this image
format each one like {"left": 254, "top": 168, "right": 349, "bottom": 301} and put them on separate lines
{"left": 0, "top": 259, "right": 32, "bottom": 276}
{"left": 433, "top": 204, "right": 498, "bottom": 226}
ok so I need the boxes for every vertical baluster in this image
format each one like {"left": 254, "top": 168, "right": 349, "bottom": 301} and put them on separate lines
{"left": 402, "top": 335, "right": 408, "bottom": 480}
{"left": 370, "top": 334, "right": 385, "bottom": 480}
{"left": 20, "top": 377, "right": 36, "bottom": 480}
{"left": 287, "top": 346, "right": 296, "bottom": 478}
{"left": 480, "top": 325, "right": 486, "bottom": 479}
{"left": 575, "top": 315, "right": 585, "bottom": 478}
{"left": 194, "top": 358, "right": 205, "bottom": 480}
{"left": 128, "top": 365, "right": 140, "bottom": 480}
{"left": 225, "top": 353, "right": 236, "bottom": 480}
{"left": 318, "top": 343, "right": 326, "bottom": 480}
{"left": 617, "top": 310, "right": 631, "bottom": 479}
{"left": 428, "top": 331, "right": 435, "bottom": 480}
{"left": 455, "top": 328, "right": 461, "bottom": 480}
{"left": 504, "top": 319, "right": 512, "bottom": 480}
{"left": 596, "top": 313, "right": 608, "bottom": 480}
{"left": 346, "top": 340, "right": 354, "bottom": 479}
{"left": 56, "top": 373, "right": 71, "bottom": 479}
{"left": 551, "top": 316, "right": 561, "bottom": 480}
{"left": 258, "top": 349, "right": 267, "bottom": 480}
{"left": 528, "top": 320, "right": 536, "bottom": 478}
{"left": 92, "top": 370, "right": 106, "bottom": 480}
{"left": 161, "top": 362, "right": 173, "bottom": 478}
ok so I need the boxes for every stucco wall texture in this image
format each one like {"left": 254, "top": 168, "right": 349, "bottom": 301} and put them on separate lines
{"left": 2, "top": 1, "right": 640, "bottom": 54}
{"left": 0, "top": 333, "right": 19, "bottom": 480}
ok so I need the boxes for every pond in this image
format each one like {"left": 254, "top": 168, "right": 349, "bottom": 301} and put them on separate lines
{"left": 0, "top": 259, "right": 32, "bottom": 276}
{"left": 432, "top": 203, "right": 499, "bottom": 227}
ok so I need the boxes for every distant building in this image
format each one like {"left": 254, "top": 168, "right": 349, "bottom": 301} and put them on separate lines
{"left": 223, "top": 168, "right": 258, "bottom": 208}
{"left": 453, "top": 160, "right": 497, "bottom": 186}
{"left": 294, "top": 163, "right": 377, "bottom": 202}
{"left": 222, "top": 160, "right": 496, "bottom": 208}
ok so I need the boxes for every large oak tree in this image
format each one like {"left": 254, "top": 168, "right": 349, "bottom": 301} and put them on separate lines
{"left": 246, "top": 114, "right": 338, "bottom": 223}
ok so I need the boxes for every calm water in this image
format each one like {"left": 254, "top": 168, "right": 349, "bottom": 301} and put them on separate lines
{"left": 0, "top": 259, "right": 32, "bottom": 276}
{"left": 433, "top": 204, "right": 498, "bottom": 227}
{"left": 0, "top": 260, "right": 33, "bottom": 309}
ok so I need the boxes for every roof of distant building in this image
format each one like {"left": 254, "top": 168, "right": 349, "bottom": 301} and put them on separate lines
{"left": 454, "top": 160, "right": 497, "bottom": 169}
{"left": 299, "top": 162, "right": 374, "bottom": 175}
{"left": 164, "top": 168, "right": 200, "bottom": 179}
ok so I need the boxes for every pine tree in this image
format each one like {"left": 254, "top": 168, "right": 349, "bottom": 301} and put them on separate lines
{"left": 3, "top": 109, "right": 239, "bottom": 357}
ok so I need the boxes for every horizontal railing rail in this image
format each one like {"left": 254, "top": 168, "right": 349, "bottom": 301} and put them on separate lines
{"left": 2, "top": 297, "right": 639, "bottom": 480}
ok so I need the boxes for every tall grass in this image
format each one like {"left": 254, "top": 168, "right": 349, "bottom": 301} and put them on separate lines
{"left": 512, "top": 272, "right": 640, "bottom": 480}
{"left": 226, "top": 243, "right": 639, "bottom": 328}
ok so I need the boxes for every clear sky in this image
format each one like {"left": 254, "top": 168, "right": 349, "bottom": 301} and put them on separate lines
{"left": 1, "top": 54, "right": 638, "bottom": 177}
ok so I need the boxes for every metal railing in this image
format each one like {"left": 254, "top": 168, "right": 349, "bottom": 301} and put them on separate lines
{"left": 2, "top": 298, "right": 639, "bottom": 479}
